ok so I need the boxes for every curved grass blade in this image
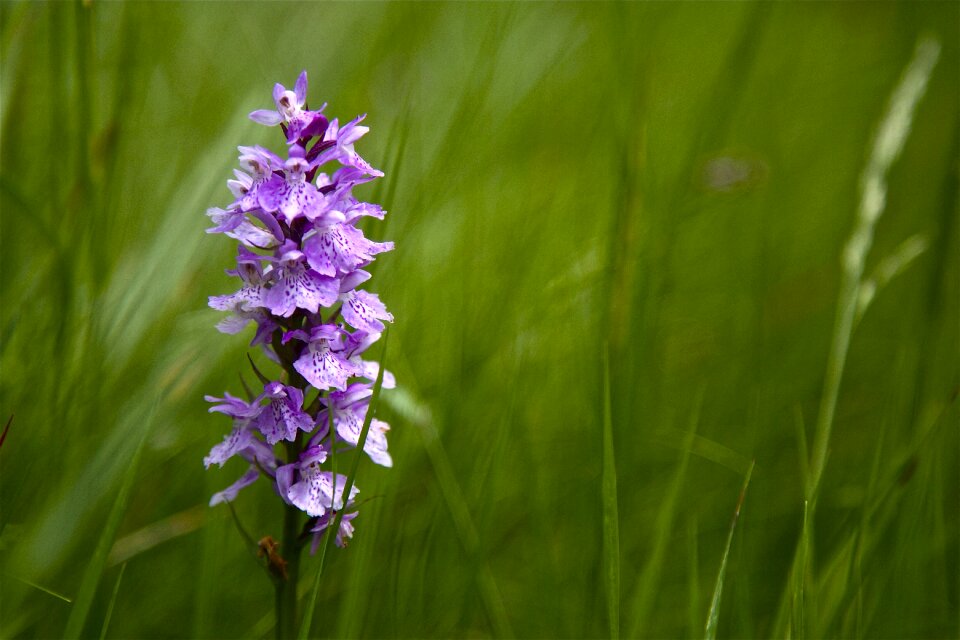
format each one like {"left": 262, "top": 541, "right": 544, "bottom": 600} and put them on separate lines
{"left": 5, "top": 573, "right": 72, "bottom": 603}
{"left": 298, "top": 330, "right": 389, "bottom": 640}
{"left": 97, "top": 562, "right": 127, "bottom": 640}
{"left": 704, "top": 460, "right": 755, "bottom": 640}
{"left": 383, "top": 333, "right": 514, "bottom": 638}
{"left": 63, "top": 402, "right": 154, "bottom": 639}
{"left": 625, "top": 387, "right": 703, "bottom": 638}
{"left": 601, "top": 346, "right": 620, "bottom": 639}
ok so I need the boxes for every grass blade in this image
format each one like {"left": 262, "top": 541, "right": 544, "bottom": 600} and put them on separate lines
{"left": 686, "top": 517, "right": 701, "bottom": 638}
{"left": 625, "top": 387, "right": 704, "bottom": 638}
{"left": 385, "top": 334, "right": 514, "bottom": 638}
{"left": 6, "top": 574, "right": 72, "bottom": 603}
{"left": 792, "top": 500, "right": 811, "bottom": 640}
{"left": 0, "top": 414, "right": 12, "bottom": 449}
{"left": 97, "top": 562, "right": 126, "bottom": 640}
{"left": 704, "top": 460, "right": 755, "bottom": 640}
{"left": 63, "top": 402, "right": 154, "bottom": 640}
{"left": 601, "top": 347, "right": 620, "bottom": 639}
{"left": 299, "top": 330, "right": 389, "bottom": 640}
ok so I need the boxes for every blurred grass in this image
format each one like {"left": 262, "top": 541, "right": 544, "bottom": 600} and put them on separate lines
{"left": 1, "top": 1, "right": 957, "bottom": 638}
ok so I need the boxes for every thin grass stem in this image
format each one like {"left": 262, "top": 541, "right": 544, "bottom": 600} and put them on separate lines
{"left": 704, "top": 461, "right": 755, "bottom": 640}
{"left": 97, "top": 562, "right": 126, "bottom": 640}
{"left": 807, "top": 37, "right": 940, "bottom": 504}
{"left": 63, "top": 402, "right": 154, "bottom": 640}
{"left": 299, "top": 331, "right": 389, "bottom": 640}
{"left": 601, "top": 346, "right": 620, "bottom": 639}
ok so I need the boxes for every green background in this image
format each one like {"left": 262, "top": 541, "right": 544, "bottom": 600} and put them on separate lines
{"left": 1, "top": 2, "right": 957, "bottom": 638}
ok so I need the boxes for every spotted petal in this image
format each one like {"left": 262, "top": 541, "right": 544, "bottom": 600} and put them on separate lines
{"left": 341, "top": 290, "right": 393, "bottom": 333}
{"left": 263, "top": 263, "right": 338, "bottom": 317}
{"left": 294, "top": 343, "right": 356, "bottom": 391}
{"left": 204, "top": 422, "right": 256, "bottom": 468}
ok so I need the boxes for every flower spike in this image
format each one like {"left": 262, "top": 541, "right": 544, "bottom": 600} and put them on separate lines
{"left": 205, "top": 70, "right": 395, "bottom": 560}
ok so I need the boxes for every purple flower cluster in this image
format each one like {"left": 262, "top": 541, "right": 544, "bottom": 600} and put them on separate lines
{"left": 204, "top": 71, "right": 394, "bottom": 549}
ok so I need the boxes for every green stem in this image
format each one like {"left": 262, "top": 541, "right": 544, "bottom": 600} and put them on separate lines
{"left": 276, "top": 500, "right": 302, "bottom": 640}
{"left": 272, "top": 326, "right": 308, "bottom": 640}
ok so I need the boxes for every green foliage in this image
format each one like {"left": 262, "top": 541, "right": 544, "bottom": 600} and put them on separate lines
{"left": 0, "top": 2, "right": 957, "bottom": 638}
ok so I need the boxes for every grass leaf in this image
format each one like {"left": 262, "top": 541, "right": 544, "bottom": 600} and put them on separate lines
{"left": 601, "top": 346, "right": 620, "bottom": 639}
{"left": 63, "top": 403, "right": 154, "bottom": 640}
{"left": 299, "top": 330, "right": 389, "bottom": 640}
{"left": 97, "top": 562, "right": 127, "bottom": 640}
{"left": 625, "top": 387, "right": 704, "bottom": 638}
{"left": 705, "top": 460, "right": 755, "bottom": 640}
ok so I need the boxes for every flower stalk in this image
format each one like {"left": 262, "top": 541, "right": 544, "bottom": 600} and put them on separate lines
{"left": 202, "top": 71, "right": 396, "bottom": 639}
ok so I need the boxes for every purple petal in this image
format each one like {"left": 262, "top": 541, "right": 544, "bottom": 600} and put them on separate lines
{"left": 341, "top": 290, "right": 393, "bottom": 333}
{"left": 250, "top": 110, "right": 282, "bottom": 126}
{"left": 339, "top": 269, "right": 371, "bottom": 293}
{"left": 256, "top": 176, "right": 286, "bottom": 214}
{"left": 255, "top": 392, "right": 314, "bottom": 444}
{"left": 228, "top": 222, "right": 279, "bottom": 249}
{"left": 210, "top": 466, "right": 260, "bottom": 506}
{"left": 344, "top": 202, "right": 386, "bottom": 222}
{"left": 216, "top": 315, "right": 252, "bottom": 335}
{"left": 275, "top": 463, "right": 296, "bottom": 504}
{"left": 206, "top": 392, "right": 261, "bottom": 419}
{"left": 294, "top": 71, "right": 308, "bottom": 105}
{"left": 204, "top": 423, "right": 256, "bottom": 468}
{"left": 205, "top": 207, "right": 244, "bottom": 234}
{"left": 364, "top": 419, "right": 393, "bottom": 467}
{"left": 263, "top": 264, "right": 339, "bottom": 317}
{"left": 272, "top": 83, "right": 286, "bottom": 106}
{"left": 294, "top": 344, "right": 356, "bottom": 391}
{"left": 353, "top": 359, "right": 397, "bottom": 389}
{"left": 208, "top": 285, "right": 262, "bottom": 312}
{"left": 310, "top": 510, "right": 358, "bottom": 552}
{"left": 288, "top": 468, "right": 348, "bottom": 517}
{"left": 249, "top": 209, "right": 285, "bottom": 242}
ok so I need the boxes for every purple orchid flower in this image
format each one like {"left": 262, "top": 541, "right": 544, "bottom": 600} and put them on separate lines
{"left": 340, "top": 289, "right": 394, "bottom": 334}
{"left": 249, "top": 71, "right": 328, "bottom": 143}
{"left": 233, "top": 145, "right": 286, "bottom": 212}
{"left": 261, "top": 240, "right": 340, "bottom": 317}
{"left": 276, "top": 445, "right": 358, "bottom": 517}
{"left": 310, "top": 510, "right": 359, "bottom": 551}
{"left": 302, "top": 219, "right": 393, "bottom": 277}
{"left": 208, "top": 246, "right": 271, "bottom": 313}
{"left": 254, "top": 381, "right": 314, "bottom": 445}
{"left": 313, "top": 383, "right": 393, "bottom": 467}
{"left": 284, "top": 324, "right": 358, "bottom": 391}
{"left": 203, "top": 415, "right": 278, "bottom": 507}
{"left": 206, "top": 70, "right": 397, "bottom": 558}
{"left": 206, "top": 206, "right": 279, "bottom": 250}
{"left": 256, "top": 145, "right": 332, "bottom": 224}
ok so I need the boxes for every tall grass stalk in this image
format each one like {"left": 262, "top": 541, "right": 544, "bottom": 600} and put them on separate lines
{"left": 777, "top": 36, "right": 941, "bottom": 638}
{"left": 806, "top": 36, "right": 940, "bottom": 505}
